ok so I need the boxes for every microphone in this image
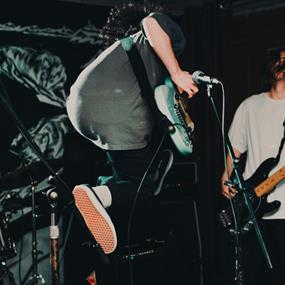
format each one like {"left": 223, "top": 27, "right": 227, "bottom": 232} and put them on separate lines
{"left": 192, "top": 70, "right": 220, "bottom": 85}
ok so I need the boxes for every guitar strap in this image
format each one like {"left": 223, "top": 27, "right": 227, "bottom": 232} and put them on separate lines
{"left": 120, "top": 37, "right": 173, "bottom": 132}
{"left": 275, "top": 117, "right": 285, "bottom": 163}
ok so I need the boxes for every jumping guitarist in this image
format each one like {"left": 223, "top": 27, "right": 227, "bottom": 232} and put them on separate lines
{"left": 66, "top": 4, "right": 198, "bottom": 284}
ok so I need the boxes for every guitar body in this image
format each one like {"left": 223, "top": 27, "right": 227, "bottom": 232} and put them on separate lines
{"left": 245, "top": 157, "right": 277, "bottom": 188}
{"left": 219, "top": 157, "right": 281, "bottom": 234}
{"left": 154, "top": 78, "right": 194, "bottom": 156}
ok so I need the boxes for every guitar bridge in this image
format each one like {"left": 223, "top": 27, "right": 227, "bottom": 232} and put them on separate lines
{"left": 186, "top": 126, "right": 194, "bottom": 137}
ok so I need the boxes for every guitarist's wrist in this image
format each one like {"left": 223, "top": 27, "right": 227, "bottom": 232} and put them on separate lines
{"left": 169, "top": 68, "right": 183, "bottom": 83}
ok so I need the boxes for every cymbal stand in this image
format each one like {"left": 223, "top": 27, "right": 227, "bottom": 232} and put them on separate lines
{"left": 0, "top": 260, "right": 16, "bottom": 285}
{"left": 0, "top": 211, "right": 17, "bottom": 285}
{"left": 25, "top": 180, "right": 45, "bottom": 285}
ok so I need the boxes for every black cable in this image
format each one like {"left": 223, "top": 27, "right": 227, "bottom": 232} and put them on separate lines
{"left": 126, "top": 130, "right": 168, "bottom": 285}
{"left": 193, "top": 200, "right": 204, "bottom": 285}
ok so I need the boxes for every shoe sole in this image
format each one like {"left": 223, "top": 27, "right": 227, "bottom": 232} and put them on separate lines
{"left": 73, "top": 185, "right": 117, "bottom": 254}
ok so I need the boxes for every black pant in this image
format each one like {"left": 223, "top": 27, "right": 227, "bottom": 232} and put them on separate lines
{"left": 243, "top": 219, "right": 285, "bottom": 285}
{"left": 98, "top": 146, "right": 157, "bottom": 208}
{"left": 95, "top": 146, "right": 159, "bottom": 285}
{"left": 97, "top": 146, "right": 158, "bottom": 242}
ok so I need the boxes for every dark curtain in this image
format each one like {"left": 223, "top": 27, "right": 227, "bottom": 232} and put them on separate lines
{"left": 183, "top": 2, "right": 235, "bottom": 285}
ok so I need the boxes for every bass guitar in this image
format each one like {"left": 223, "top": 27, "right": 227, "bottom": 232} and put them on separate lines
{"left": 219, "top": 157, "right": 285, "bottom": 234}
{"left": 154, "top": 78, "right": 194, "bottom": 156}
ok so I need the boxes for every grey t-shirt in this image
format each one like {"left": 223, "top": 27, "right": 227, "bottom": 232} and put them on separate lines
{"left": 66, "top": 13, "right": 185, "bottom": 150}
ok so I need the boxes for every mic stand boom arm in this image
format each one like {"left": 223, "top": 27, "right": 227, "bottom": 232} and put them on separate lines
{"left": 0, "top": 83, "right": 72, "bottom": 205}
{"left": 205, "top": 83, "right": 272, "bottom": 285}
{"left": 0, "top": 81, "right": 110, "bottom": 275}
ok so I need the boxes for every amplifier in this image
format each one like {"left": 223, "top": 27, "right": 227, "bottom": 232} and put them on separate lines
{"left": 159, "top": 161, "right": 198, "bottom": 199}
{"left": 119, "top": 239, "right": 166, "bottom": 263}
{"left": 163, "top": 161, "right": 198, "bottom": 188}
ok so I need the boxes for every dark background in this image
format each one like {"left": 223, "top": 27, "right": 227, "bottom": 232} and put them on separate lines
{"left": 0, "top": 0, "right": 284, "bottom": 284}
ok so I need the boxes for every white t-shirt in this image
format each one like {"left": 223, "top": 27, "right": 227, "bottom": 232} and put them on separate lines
{"left": 229, "top": 92, "right": 285, "bottom": 219}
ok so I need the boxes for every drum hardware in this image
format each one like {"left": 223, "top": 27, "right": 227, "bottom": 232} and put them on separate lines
{"left": 0, "top": 260, "right": 17, "bottom": 285}
{"left": 2, "top": 192, "right": 27, "bottom": 212}
{"left": 0, "top": 166, "right": 64, "bottom": 285}
{"left": 24, "top": 180, "right": 46, "bottom": 285}
{"left": 0, "top": 211, "right": 17, "bottom": 285}
{"left": 0, "top": 82, "right": 69, "bottom": 285}
{"left": 0, "top": 212, "right": 17, "bottom": 261}
{"left": 0, "top": 160, "right": 62, "bottom": 191}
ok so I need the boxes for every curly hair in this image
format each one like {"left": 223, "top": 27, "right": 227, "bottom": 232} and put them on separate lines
{"left": 99, "top": 1, "right": 165, "bottom": 49}
{"left": 81, "top": 1, "right": 165, "bottom": 69}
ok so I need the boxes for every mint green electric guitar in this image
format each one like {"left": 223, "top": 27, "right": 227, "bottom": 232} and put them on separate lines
{"left": 154, "top": 78, "right": 194, "bottom": 156}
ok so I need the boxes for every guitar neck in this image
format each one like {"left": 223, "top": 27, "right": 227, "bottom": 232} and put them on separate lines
{"left": 255, "top": 165, "right": 285, "bottom": 197}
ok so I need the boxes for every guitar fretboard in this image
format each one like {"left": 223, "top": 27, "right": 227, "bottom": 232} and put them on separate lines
{"left": 255, "top": 165, "right": 285, "bottom": 197}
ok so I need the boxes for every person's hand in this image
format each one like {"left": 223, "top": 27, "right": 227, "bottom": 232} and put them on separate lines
{"left": 171, "top": 70, "right": 198, "bottom": 98}
{"left": 221, "top": 175, "right": 237, "bottom": 199}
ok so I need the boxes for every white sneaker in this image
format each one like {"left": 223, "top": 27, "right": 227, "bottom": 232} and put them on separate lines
{"left": 72, "top": 184, "right": 117, "bottom": 254}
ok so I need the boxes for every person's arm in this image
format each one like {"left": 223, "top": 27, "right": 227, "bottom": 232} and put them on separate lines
{"left": 142, "top": 16, "right": 198, "bottom": 98}
{"left": 221, "top": 148, "right": 241, "bottom": 199}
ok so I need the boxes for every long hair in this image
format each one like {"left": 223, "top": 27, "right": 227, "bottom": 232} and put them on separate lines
{"left": 262, "top": 46, "right": 285, "bottom": 91}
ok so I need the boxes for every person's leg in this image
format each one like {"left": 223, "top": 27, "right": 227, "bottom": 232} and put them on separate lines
{"left": 263, "top": 219, "right": 285, "bottom": 285}
{"left": 71, "top": 147, "right": 153, "bottom": 255}
{"left": 72, "top": 146, "right": 174, "bottom": 254}
{"left": 103, "top": 146, "right": 173, "bottom": 207}
{"left": 104, "top": 147, "right": 155, "bottom": 206}
{"left": 72, "top": 184, "right": 117, "bottom": 254}
{"left": 241, "top": 234, "right": 260, "bottom": 284}
{"left": 242, "top": 219, "right": 285, "bottom": 285}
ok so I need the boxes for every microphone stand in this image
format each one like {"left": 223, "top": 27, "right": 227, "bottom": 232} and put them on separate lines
{"left": 46, "top": 187, "right": 60, "bottom": 285}
{"left": 25, "top": 179, "right": 46, "bottom": 285}
{"left": 0, "top": 79, "right": 110, "bottom": 278}
{"left": 205, "top": 83, "right": 272, "bottom": 285}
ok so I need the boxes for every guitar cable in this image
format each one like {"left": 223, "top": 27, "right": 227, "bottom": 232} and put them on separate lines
{"left": 126, "top": 129, "right": 168, "bottom": 285}
{"left": 126, "top": 116, "right": 199, "bottom": 285}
